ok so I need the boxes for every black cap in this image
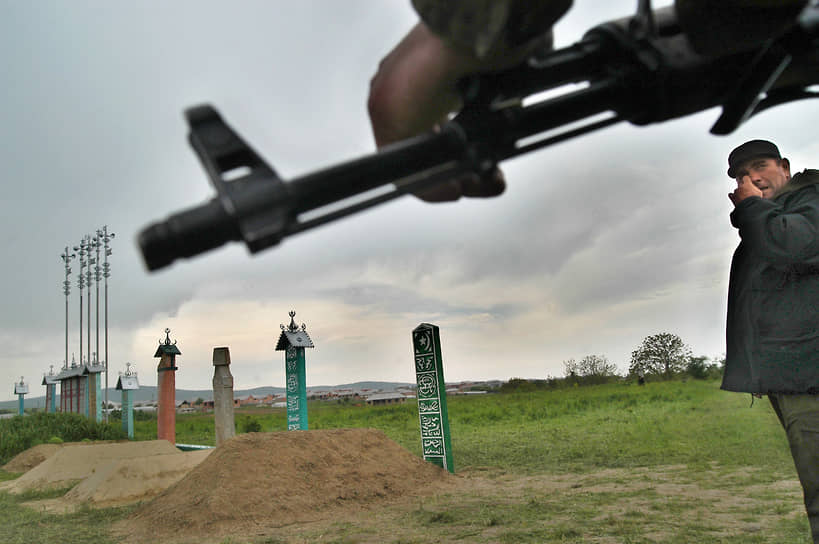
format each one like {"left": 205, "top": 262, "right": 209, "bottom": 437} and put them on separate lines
{"left": 727, "top": 140, "right": 781, "bottom": 178}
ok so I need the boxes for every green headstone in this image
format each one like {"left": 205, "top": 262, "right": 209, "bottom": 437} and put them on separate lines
{"left": 123, "top": 390, "right": 134, "bottom": 438}
{"left": 276, "top": 311, "right": 314, "bottom": 431}
{"left": 83, "top": 375, "right": 89, "bottom": 417}
{"left": 43, "top": 369, "right": 58, "bottom": 413}
{"left": 285, "top": 346, "right": 308, "bottom": 430}
{"left": 117, "top": 364, "right": 139, "bottom": 440}
{"left": 95, "top": 371, "right": 102, "bottom": 422}
{"left": 14, "top": 378, "right": 28, "bottom": 416}
{"left": 412, "top": 323, "right": 454, "bottom": 473}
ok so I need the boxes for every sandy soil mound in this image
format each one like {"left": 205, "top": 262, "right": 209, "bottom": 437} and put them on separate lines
{"left": 1, "top": 440, "right": 180, "bottom": 494}
{"left": 3, "top": 443, "right": 64, "bottom": 473}
{"left": 59, "top": 449, "right": 213, "bottom": 508}
{"left": 116, "top": 429, "right": 455, "bottom": 543}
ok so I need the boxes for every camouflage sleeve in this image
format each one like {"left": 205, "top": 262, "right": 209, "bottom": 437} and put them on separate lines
{"left": 411, "top": 0, "right": 572, "bottom": 59}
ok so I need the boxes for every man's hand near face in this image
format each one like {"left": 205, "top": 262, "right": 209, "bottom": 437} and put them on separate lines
{"left": 729, "top": 175, "right": 764, "bottom": 206}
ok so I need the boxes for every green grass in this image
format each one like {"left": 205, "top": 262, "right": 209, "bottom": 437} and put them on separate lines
{"left": 0, "top": 489, "right": 134, "bottom": 544}
{"left": 0, "top": 379, "right": 812, "bottom": 543}
{"left": 445, "top": 380, "right": 792, "bottom": 474}
{"left": 156, "top": 380, "right": 792, "bottom": 476}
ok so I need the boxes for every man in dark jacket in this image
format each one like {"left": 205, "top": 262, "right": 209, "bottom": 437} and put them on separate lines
{"left": 724, "top": 139, "right": 819, "bottom": 542}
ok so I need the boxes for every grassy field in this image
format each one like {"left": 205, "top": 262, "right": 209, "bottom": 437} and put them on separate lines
{"left": 0, "top": 379, "right": 812, "bottom": 543}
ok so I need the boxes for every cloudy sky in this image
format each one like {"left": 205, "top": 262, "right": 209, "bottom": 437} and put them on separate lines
{"left": 2, "top": 1, "right": 817, "bottom": 401}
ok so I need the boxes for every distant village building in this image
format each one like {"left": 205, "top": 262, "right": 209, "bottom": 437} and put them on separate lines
{"left": 177, "top": 399, "right": 197, "bottom": 413}
{"left": 365, "top": 393, "right": 407, "bottom": 406}
{"left": 235, "top": 394, "right": 262, "bottom": 407}
{"left": 134, "top": 402, "right": 157, "bottom": 413}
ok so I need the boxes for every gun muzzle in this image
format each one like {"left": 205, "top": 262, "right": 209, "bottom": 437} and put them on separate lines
{"left": 138, "top": 199, "right": 238, "bottom": 271}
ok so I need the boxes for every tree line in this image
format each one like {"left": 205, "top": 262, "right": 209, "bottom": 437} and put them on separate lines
{"left": 501, "top": 332, "right": 723, "bottom": 393}
{"left": 570, "top": 332, "right": 723, "bottom": 383}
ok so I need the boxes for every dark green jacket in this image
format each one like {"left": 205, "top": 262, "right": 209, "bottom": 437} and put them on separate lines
{"left": 722, "top": 169, "right": 819, "bottom": 393}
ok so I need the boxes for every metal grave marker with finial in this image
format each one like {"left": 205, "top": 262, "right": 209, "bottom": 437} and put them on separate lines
{"left": 56, "top": 353, "right": 85, "bottom": 414}
{"left": 84, "top": 352, "right": 105, "bottom": 422}
{"left": 155, "top": 328, "right": 181, "bottom": 443}
{"left": 412, "top": 323, "right": 454, "bottom": 473}
{"left": 275, "top": 311, "right": 314, "bottom": 430}
{"left": 116, "top": 363, "right": 140, "bottom": 439}
{"left": 42, "top": 366, "right": 58, "bottom": 413}
{"left": 14, "top": 377, "right": 28, "bottom": 416}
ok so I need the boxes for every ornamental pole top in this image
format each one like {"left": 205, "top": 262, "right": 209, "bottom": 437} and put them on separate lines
{"left": 281, "top": 310, "right": 306, "bottom": 333}
{"left": 42, "top": 366, "right": 60, "bottom": 386}
{"left": 276, "top": 310, "right": 314, "bottom": 350}
{"left": 117, "top": 363, "right": 140, "bottom": 390}
{"left": 154, "top": 328, "right": 182, "bottom": 357}
{"left": 14, "top": 377, "right": 28, "bottom": 395}
{"left": 161, "top": 328, "right": 177, "bottom": 346}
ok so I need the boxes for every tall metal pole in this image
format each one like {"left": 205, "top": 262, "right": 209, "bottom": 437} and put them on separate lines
{"left": 101, "top": 226, "right": 115, "bottom": 422}
{"left": 93, "top": 232, "right": 101, "bottom": 369}
{"left": 73, "top": 238, "right": 88, "bottom": 367}
{"left": 86, "top": 234, "right": 94, "bottom": 367}
{"left": 60, "top": 247, "right": 75, "bottom": 370}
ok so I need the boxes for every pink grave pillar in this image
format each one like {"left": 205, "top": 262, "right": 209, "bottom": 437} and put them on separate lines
{"left": 155, "top": 328, "right": 181, "bottom": 444}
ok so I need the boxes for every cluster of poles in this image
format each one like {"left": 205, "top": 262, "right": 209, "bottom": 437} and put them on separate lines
{"left": 59, "top": 225, "right": 115, "bottom": 421}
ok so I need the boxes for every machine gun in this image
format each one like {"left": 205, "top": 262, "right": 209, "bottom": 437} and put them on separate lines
{"left": 138, "top": 2, "right": 818, "bottom": 272}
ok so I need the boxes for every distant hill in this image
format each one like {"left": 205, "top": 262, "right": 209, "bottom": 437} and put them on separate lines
{"left": 0, "top": 381, "right": 415, "bottom": 412}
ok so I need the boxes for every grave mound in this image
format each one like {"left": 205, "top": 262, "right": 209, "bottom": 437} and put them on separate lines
{"left": 3, "top": 443, "right": 64, "bottom": 473}
{"left": 1, "top": 440, "right": 180, "bottom": 494}
{"left": 116, "top": 429, "right": 455, "bottom": 543}
{"left": 63, "top": 449, "right": 213, "bottom": 508}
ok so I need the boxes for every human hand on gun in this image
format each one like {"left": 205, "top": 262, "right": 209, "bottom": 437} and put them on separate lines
{"left": 367, "top": 1, "right": 571, "bottom": 202}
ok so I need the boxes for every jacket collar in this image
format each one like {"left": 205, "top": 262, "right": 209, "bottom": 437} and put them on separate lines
{"left": 774, "top": 169, "right": 819, "bottom": 199}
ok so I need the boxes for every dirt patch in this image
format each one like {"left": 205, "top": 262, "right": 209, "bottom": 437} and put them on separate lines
{"left": 114, "top": 429, "right": 456, "bottom": 544}
{"left": 3, "top": 443, "right": 64, "bottom": 473}
{"left": 1, "top": 440, "right": 180, "bottom": 494}
{"left": 25, "top": 449, "right": 213, "bottom": 513}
